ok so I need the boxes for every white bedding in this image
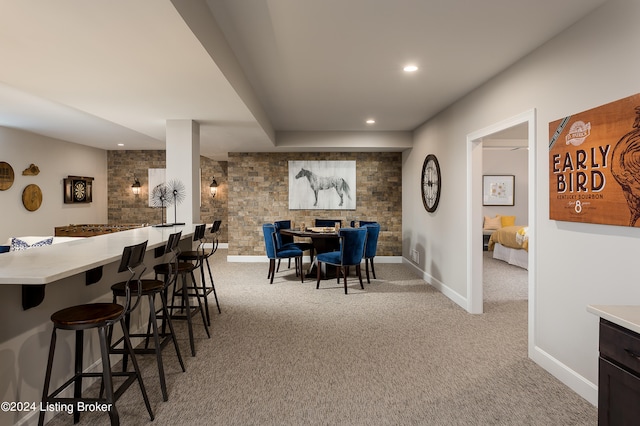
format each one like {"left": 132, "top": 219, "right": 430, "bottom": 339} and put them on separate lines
{"left": 492, "top": 242, "right": 528, "bottom": 270}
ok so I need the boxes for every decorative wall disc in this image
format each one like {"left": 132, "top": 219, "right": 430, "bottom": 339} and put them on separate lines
{"left": 0, "top": 162, "right": 15, "bottom": 191}
{"left": 22, "top": 184, "right": 43, "bottom": 211}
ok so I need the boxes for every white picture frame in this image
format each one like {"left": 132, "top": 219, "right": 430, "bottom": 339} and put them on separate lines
{"left": 483, "top": 175, "right": 515, "bottom": 206}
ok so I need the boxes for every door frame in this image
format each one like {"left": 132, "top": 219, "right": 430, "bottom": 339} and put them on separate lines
{"left": 466, "top": 109, "right": 536, "bottom": 343}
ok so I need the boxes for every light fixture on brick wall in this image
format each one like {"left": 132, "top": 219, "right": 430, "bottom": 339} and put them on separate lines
{"left": 131, "top": 175, "right": 141, "bottom": 195}
{"left": 209, "top": 176, "right": 218, "bottom": 199}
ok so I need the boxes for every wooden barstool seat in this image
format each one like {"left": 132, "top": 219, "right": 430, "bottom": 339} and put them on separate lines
{"left": 39, "top": 241, "right": 153, "bottom": 426}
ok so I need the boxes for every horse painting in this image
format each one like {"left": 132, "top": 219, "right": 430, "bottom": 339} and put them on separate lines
{"left": 295, "top": 168, "right": 352, "bottom": 207}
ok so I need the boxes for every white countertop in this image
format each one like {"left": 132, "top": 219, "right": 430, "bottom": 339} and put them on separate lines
{"left": 587, "top": 305, "right": 640, "bottom": 335}
{"left": 0, "top": 224, "right": 196, "bottom": 285}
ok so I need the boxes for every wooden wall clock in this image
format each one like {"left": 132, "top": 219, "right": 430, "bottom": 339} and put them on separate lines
{"left": 421, "top": 154, "right": 441, "bottom": 212}
{"left": 64, "top": 176, "right": 93, "bottom": 203}
{"left": 22, "top": 184, "right": 43, "bottom": 211}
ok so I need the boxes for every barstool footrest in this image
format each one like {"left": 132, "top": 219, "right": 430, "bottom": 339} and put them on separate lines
{"left": 43, "top": 371, "right": 138, "bottom": 405}
{"left": 110, "top": 334, "right": 173, "bottom": 354}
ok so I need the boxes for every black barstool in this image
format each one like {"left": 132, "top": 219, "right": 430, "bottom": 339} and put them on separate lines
{"left": 39, "top": 241, "right": 153, "bottom": 426}
{"left": 109, "top": 232, "right": 186, "bottom": 402}
{"left": 154, "top": 231, "right": 210, "bottom": 356}
{"left": 178, "top": 221, "right": 222, "bottom": 326}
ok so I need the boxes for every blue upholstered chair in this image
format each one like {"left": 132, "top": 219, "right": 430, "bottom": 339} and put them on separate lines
{"left": 362, "top": 223, "right": 381, "bottom": 283}
{"left": 315, "top": 219, "right": 342, "bottom": 228}
{"left": 316, "top": 227, "right": 367, "bottom": 294}
{"left": 274, "top": 220, "right": 313, "bottom": 272}
{"left": 263, "top": 224, "right": 304, "bottom": 284}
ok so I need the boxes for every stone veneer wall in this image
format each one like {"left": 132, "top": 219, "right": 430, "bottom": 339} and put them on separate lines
{"left": 228, "top": 152, "right": 401, "bottom": 256}
{"left": 107, "top": 150, "right": 228, "bottom": 242}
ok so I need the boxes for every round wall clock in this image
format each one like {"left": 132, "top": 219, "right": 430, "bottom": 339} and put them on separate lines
{"left": 421, "top": 154, "right": 441, "bottom": 212}
{"left": 22, "top": 184, "right": 43, "bottom": 211}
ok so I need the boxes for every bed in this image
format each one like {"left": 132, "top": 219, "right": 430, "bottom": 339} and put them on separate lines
{"left": 487, "top": 225, "right": 529, "bottom": 270}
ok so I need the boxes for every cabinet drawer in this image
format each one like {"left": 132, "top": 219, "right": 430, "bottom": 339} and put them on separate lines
{"left": 600, "top": 320, "right": 640, "bottom": 372}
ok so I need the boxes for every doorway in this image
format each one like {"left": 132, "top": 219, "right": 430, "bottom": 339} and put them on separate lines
{"left": 466, "top": 110, "right": 536, "bottom": 353}
{"left": 481, "top": 124, "right": 529, "bottom": 303}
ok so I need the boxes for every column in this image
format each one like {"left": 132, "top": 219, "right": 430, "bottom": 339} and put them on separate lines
{"left": 166, "top": 119, "right": 200, "bottom": 224}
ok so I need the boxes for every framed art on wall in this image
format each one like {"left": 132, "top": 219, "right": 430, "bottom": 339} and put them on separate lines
{"left": 483, "top": 175, "right": 514, "bottom": 206}
{"left": 549, "top": 92, "right": 640, "bottom": 227}
{"left": 289, "top": 160, "right": 356, "bottom": 210}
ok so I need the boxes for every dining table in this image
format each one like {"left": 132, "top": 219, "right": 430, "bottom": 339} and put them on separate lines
{"left": 279, "top": 227, "right": 341, "bottom": 278}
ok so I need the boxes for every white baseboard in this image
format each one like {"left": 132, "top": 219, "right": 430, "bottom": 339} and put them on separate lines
{"left": 530, "top": 345, "right": 598, "bottom": 406}
{"left": 401, "top": 258, "right": 597, "bottom": 407}
{"left": 203, "top": 242, "right": 228, "bottom": 249}
{"left": 402, "top": 258, "right": 467, "bottom": 310}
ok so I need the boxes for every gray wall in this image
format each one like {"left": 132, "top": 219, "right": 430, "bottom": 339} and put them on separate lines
{"left": 403, "top": 0, "right": 638, "bottom": 405}
{"left": 0, "top": 127, "right": 107, "bottom": 243}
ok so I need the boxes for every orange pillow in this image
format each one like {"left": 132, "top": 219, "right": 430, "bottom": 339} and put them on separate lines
{"left": 483, "top": 215, "right": 502, "bottom": 230}
{"left": 501, "top": 216, "right": 516, "bottom": 227}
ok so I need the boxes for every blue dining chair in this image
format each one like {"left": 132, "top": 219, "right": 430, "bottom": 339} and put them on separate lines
{"left": 263, "top": 224, "right": 304, "bottom": 284}
{"left": 274, "top": 220, "right": 313, "bottom": 272}
{"left": 316, "top": 227, "right": 367, "bottom": 294}
{"left": 362, "top": 223, "right": 381, "bottom": 283}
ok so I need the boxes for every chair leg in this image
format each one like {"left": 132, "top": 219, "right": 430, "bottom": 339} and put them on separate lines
{"left": 204, "top": 258, "right": 221, "bottom": 314}
{"left": 158, "top": 291, "right": 186, "bottom": 372}
{"left": 181, "top": 274, "right": 197, "bottom": 356}
{"left": 39, "top": 328, "right": 58, "bottom": 426}
{"left": 269, "top": 259, "right": 275, "bottom": 284}
{"left": 370, "top": 258, "right": 376, "bottom": 279}
{"left": 118, "top": 320, "right": 154, "bottom": 421}
{"left": 147, "top": 294, "right": 168, "bottom": 401}
{"left": 316, "top": 261, "right": 322, "bottom": 289}
{"left": 276, "top": 258, "right": 281, "bottom": 272}
{"left": 343, "top": 267, "right": 348, "bottom": 294}
{"left": 197, "top": 265, "right": 211, "bottom": 326}
{"left": 73, "top": 330, "right": 83, "bottom": 423}
{"left": 365, "top": 259, "right": 371, "bottom": 284}
{"left": 299, "top": 256, "right": 304, "bottom": 283}
{"left": 356, "top": 264, "right": 364, "bottom": 289}
{"left": 98, "top": 326, "right": 120, "bottom": 425}
{"left": 190, "top": 271, "right": 210, "bottom": 339}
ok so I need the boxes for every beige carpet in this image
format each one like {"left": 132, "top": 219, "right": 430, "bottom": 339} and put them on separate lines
{"left": 43, "top": 250, "right": 596, "bottom": 425}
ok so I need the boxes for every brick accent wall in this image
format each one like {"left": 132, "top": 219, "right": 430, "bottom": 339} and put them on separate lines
{"left": 228, "top": 152, "right": 401, "bottom": 256}
{"left": 107, "top": 150, "right": 228, "bottom": 243}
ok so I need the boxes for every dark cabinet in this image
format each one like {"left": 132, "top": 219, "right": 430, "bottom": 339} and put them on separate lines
{"left": 598, "top": 319, "right": 640, "bottom": 425}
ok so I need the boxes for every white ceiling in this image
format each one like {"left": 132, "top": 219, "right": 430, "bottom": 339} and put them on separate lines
{"left": 0, "top": 0, "right": 607, "bottom": 160}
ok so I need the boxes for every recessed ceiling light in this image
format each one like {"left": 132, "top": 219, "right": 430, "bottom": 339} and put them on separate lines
{"left": 117, "top": 143, "right": 124, "bottom": 147}
{"left": 366, "top": 119, "right": 376, "bottom": 124}
{"left": 403, "top": 65, "right": 418, "bottom": 72}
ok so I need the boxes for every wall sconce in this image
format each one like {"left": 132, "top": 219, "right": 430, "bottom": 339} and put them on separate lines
{"left": 131, "top": 175, "right": 141, "bottom": 195}
{"left": 209, "top": 176, "right": 218, "bottom": 199}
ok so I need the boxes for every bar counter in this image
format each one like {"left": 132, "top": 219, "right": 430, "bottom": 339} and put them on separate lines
{"left": 0, "top": 224, "right": 196, "bottom": 285}
{"left": 0, "top": 224, "right": 197, "bottom": 426}
{"left": 0, "top": 224, "right": 196, "bottom": 309}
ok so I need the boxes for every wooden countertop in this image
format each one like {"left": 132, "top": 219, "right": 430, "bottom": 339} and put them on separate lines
{"left": 0, "top": 224, "right": 196, "bottom": 285}
{"left": 587, "top": 305, "right": 640, "bottom": 335}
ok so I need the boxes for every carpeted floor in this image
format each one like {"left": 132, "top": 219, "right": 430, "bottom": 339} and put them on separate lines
{"left": 483, "top": 250, "right": 528, "bottom": 302}
{"left": 43, "top": 250, "right": 596, "bottom": 426}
